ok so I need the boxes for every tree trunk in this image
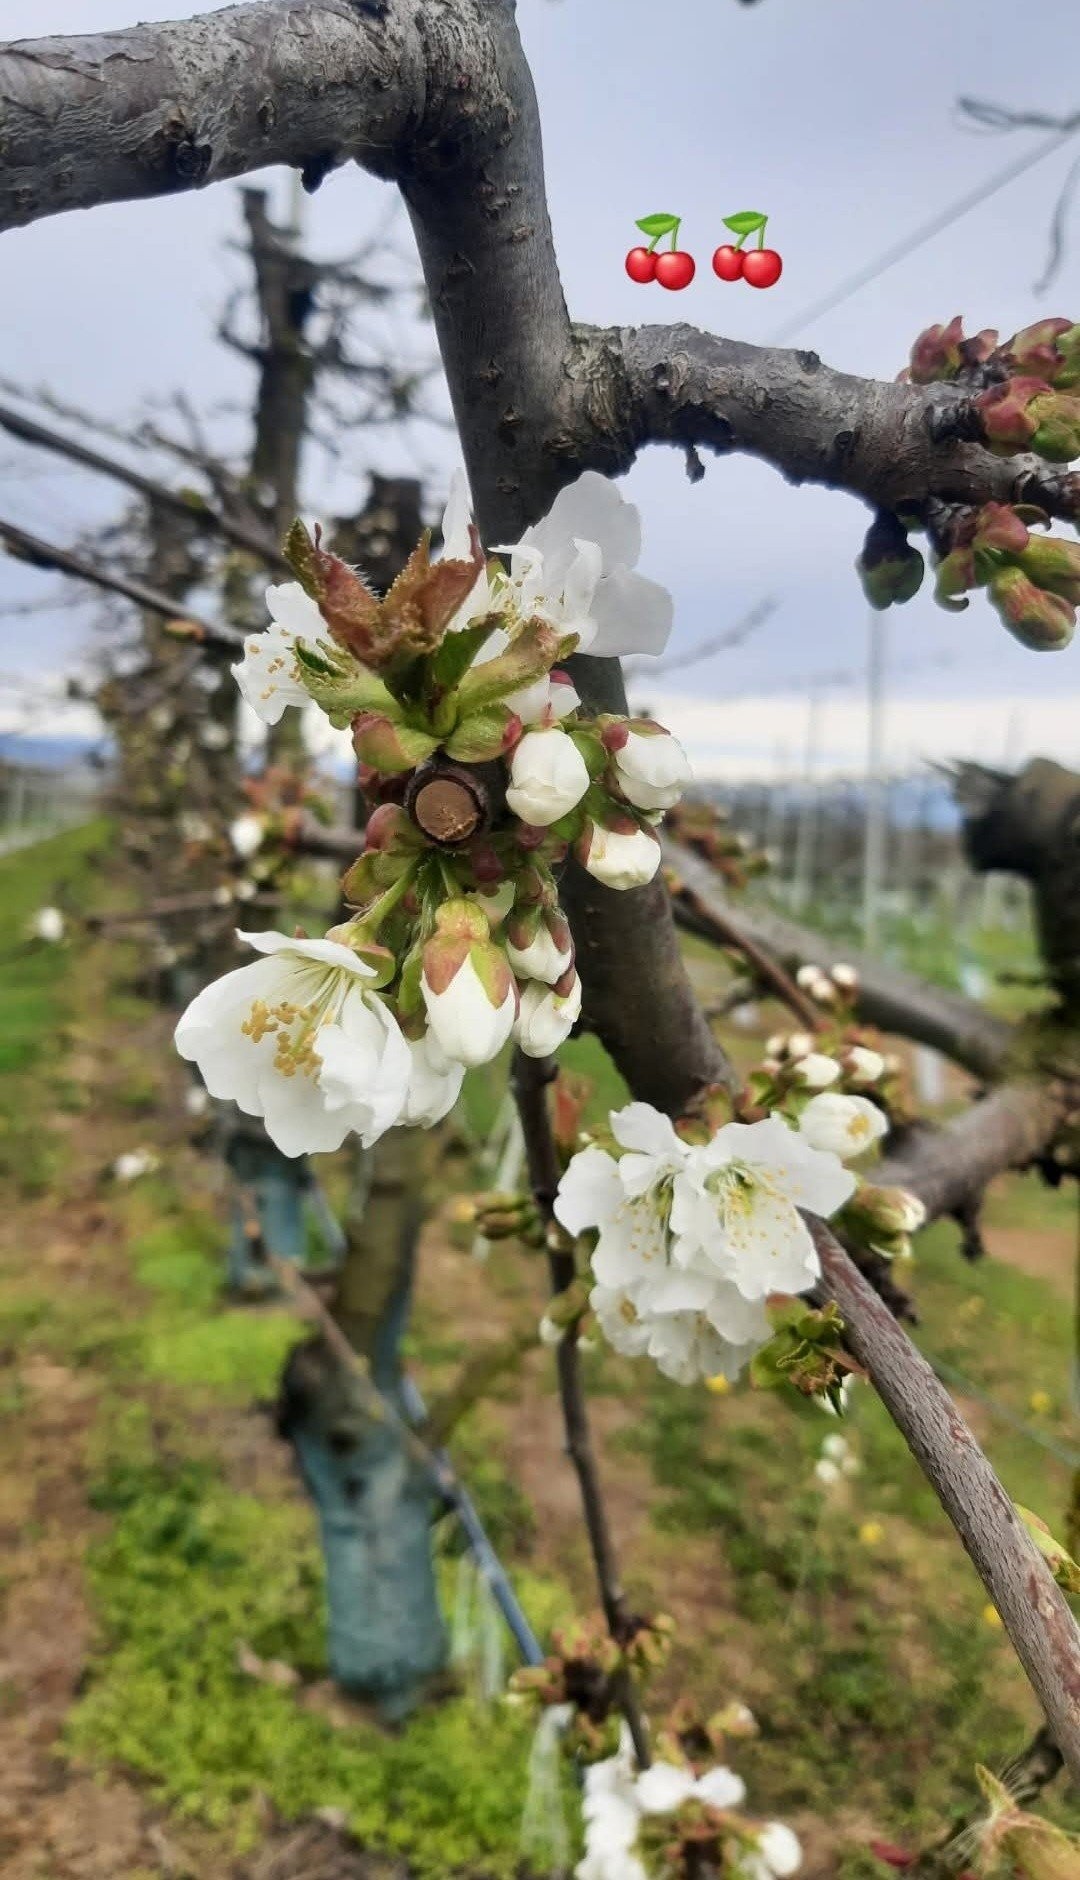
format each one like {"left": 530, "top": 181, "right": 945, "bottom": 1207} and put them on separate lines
{"left": 277, "top": 1130, "right": 448, "bottom": 1717}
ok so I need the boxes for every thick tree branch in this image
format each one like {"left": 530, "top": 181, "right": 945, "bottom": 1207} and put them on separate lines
{"left": 663, "top": 836, "right": 1013, "bottom": 1080}
{"left": 0, "top": 1, "right": 428, "bottom": 230}
{"left": 0, "top": 399, "right": 286, "bottom": 568}
{"left": 874, "top": 1080, "right": 1067, "bottom": 1219}
{"left": 810, "top": 1218, "right": 1080, "bottom": 1785}
{"left": 584, "top": 323, "right": 1080, "bottom": 528}
{"left": 0, "top": 515, "right": 241, "bottom": 644}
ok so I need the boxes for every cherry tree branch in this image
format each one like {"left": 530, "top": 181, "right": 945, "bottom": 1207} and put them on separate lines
{"left": 512, "top": 1049, "right": 652, "bottom": 1770}
{"left": 809, "top": 1218, "right": 1080, "bottom": 1783}
{"left": 586, "top": 323, "right": 1080, "bottom": 527}
{"left": 0, "top": 515, "right": 242, "bottom": 645}
{"left": 7, "top": 0, "right": 1080, "bottom": 1782}
{"left": 0, "top": 1, "right": 429, "bottom": 229}
{"left": 874, "top": 1079, "right": 1067, "bottom": 1217}
{"left": 0, "top": 399, "right": 287, "bottom": 568}
{"left": 3, "top": 5, "right": 1078, "bottom": 540}
{"left": 666, "top": 869, "right": 826, "bottom": 1035}
{"left": 663, "top": 836, "right": 1014, "bottom": 1080}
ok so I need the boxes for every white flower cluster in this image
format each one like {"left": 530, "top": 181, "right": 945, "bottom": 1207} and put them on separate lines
{"left": 580, "top": 1731, "right": 801, "bottom": 1880}
{"left": 553, "top": 1103, "right": 859, "bottom": 1386}
{"left": 176, "top": 472, "right": 693, "bottom": 1160}
{"left": 111, "top": 1147, "right": 161, "bottom": 1184}
{"left": 29, "top": 905, "right": 65, "bottom": 944}
{"left": 813, "top": 1430, "right": 860, "bottom": 1489}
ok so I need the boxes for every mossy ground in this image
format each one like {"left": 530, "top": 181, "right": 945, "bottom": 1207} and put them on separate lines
{"left": 0, "top": 827, "right": 1077, "bottom": 1878}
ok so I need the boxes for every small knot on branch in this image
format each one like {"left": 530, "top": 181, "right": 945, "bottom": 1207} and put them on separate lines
{"left": 405, "top": 760, "right": 489, "bottom": 847}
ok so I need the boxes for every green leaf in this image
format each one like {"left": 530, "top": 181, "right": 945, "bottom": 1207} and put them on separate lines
{"left": 722, "top": 211, "right": 767, "bottom": 236}
{"left": 635, "top": 213, "right": 680, "bottom": 238}
{"left": 1016, "top": 1505, "right": 1080, "bottom": 1595}
{"left": 428, "top": 619, "right": 502, "bottom": 697}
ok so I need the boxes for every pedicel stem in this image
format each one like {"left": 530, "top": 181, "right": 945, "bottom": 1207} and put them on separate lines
{"left": 634, "top": 212, "right": 684, "bottom": 253}
{"left": 722, "top": 210, "right": 770, "bottom": 251}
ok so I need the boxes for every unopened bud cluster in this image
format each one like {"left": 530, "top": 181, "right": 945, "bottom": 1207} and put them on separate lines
{"left": 508, "top": 1610, "right": 674, "bottom": 1764}
{"left": 857, "top": 312, "right": 1080, "bottom": 646}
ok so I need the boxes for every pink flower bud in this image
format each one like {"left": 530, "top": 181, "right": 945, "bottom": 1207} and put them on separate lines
{"left": 988, "top": 565, "right": 1075, "bottom": 651}
{"left": 351, "top": 710, "right": 439, "bottom": 776}
{"left": 575, "top": 818, "right": 661, "bottom": 890}
{"left": 908, "top": 316, "right": 965, "bottom": 384}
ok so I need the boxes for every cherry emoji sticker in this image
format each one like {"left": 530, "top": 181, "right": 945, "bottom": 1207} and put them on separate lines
{"left": 626, "top": 213, "right": 696, "bottom": 289}
{"left": 712, "top": 211, "right": 783, "bottom": 288}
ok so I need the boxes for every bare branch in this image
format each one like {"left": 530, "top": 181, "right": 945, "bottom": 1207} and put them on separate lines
{"left": 877, "top": 1079, "right": 1066, "bottom": 1218}
{"left": 0, "top": 397, "right": 287, "bottom": 567}
{"left": 0, "top": 515, "right": 241, "bottom": 645}
{"left": 810, "top": 1218, "right": 1080, "bottom": 1785}
{"left": 663, "top": 837, "right": 1014, "bottom": 1080}
{"left": 0, "top": 2, "right": 425, "bottom": 230}
{"left": 574, "top": 322, "right": 1080, "bottom": 529}
{"left": 667, "top": 871, "right": 826, "bottom": 1035}
{"left": 512, "top": 1049, "right": 652, "bottom": 1769}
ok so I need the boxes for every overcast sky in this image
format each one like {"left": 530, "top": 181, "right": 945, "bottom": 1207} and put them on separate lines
{"left": 3, "top": 0, "right": 1080, "bottom": 777}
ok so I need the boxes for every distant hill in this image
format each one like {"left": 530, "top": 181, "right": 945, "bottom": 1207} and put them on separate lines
{"left": 0, "top": 733, "right": 106, "bottom": 772}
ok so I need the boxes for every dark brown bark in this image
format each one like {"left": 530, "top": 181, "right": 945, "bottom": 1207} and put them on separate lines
{"left": 957, "top": 757, "right": 1080, "bottom": 1007}
{"left": 512, "top": 1049, "right": 652, "bottom": 1769}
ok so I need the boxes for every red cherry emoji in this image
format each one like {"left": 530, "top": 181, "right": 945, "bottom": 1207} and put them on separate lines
{"left": 743, "top": 249, "right": 783, "bottom": 289}
{"left": 625, "top": 246, "right": 657, "bottom": 284}
{"left": 712, "top": 245, "right": 745, "bottom": 282}
{"left": 655, "top": 250, "right": 696, "bottom": 290}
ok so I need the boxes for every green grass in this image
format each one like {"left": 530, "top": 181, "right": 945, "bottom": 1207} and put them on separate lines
{"left": 72, "top": 1431, "right": 569, "bottom": 1872}
{"left": 2, "top": 827, "right": 1078, "bottom": 1871}
{"left": 0, "top": 820, "right": 111, "bottom": 1192}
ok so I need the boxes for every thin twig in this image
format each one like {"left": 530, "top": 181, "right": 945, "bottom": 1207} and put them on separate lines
{"left": 0, "top": 516, "right": 242, "bottom": 646}
{"left": 0, "top": 398, "right": 288, "bottom": 568}
{"left": 810, "top": 1216, "right": 1080, "bottom": 1784}
{"left": 511, "top": 1049, "right": 652, "bottom": 1769}
{"left": 85, "top": 890, "right": 281, "bottom": 926}
{"left": 668, "top": 877, "right": 824, "bottom": 1033}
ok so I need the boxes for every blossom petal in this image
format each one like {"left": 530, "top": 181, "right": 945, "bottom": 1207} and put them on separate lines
{"left": 236, "top": 930, "right": 377, "bottom": 978}
{"left": 522, "top": 471, "right": 641, "bottom": 581}
{"left": 610, "top": 1102, "right": 685, "bottom": 1160}
{"left": 635, "top": 1762, "right": 695, "bottom": 1814}
{"left": 553, "top": 1146, "right": 622, "bottom": 1235}
{"left": 584, "top": 566, "right": 674, "bottom": 659}
{"left": 173, "top": 955, "right": 291, "bottom": 1115}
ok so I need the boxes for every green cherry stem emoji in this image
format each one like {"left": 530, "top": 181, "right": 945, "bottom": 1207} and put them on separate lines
{"left": 712, "top": 210, "right": 783, "bottom": 288}
{"left": 627, "top": 213, "right": 696, "bottom": 289}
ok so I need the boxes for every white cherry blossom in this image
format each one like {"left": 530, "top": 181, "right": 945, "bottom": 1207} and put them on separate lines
{"left": 797, "top": 1091, "right": 888, "bottom": 1160}
{"left": 441, "top": 468, "right": 673, "bottom": 659}
{"left": 577, "top": 820, "right": 661, "bottom": 890}
{"left": 399, "top": 1029, "right": 465, "bottom": 1127}
{"left": 515, "top": 973, "right": 582, "bottom": 1056}
{"left": 612, "top": 726, "right": 692, "bottom": 812}
{"left": 421, "top": 955, "right": 518, "bottom": 1068}
{"left": 174, "top": 929, "right": 411, "bottom": 1157}
{"left": 232, "top": 582, "right": 321, "bottom": 724}
{"left": 506, "top": 726, "right": 591, "bottom": 826}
